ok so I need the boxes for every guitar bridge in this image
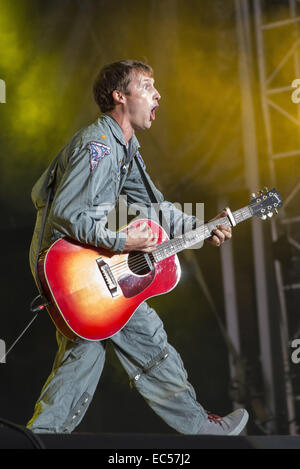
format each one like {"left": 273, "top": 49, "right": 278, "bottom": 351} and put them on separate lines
{"left": 96, "top": 257, "right": 118, "bottom": 297}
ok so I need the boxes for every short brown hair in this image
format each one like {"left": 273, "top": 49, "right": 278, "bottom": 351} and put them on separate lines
{"left": 93, "top": 60, "right": 153, "bottom": 113}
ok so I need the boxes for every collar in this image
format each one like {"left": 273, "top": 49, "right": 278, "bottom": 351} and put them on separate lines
{"left": 99, "top": 114, "right": 140, "bottom": 157}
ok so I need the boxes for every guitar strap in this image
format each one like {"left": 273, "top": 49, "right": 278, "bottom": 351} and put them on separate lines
{"left": 134, "top": 154, "right": 171, "bottom": 236}
{"left": 32, "top": 155, "right": 60, "bottom": 311}
{"left": 134, "top": 154, "right": 159, "bottom": 204}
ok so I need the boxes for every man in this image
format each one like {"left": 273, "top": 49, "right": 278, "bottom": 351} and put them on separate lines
{"left": 27, "top": 60, "right": 248, "bottom": 435}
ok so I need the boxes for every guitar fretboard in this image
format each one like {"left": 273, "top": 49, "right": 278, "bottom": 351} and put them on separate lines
{"left": 152, "top": 205, "right": 252, "bottom": 263}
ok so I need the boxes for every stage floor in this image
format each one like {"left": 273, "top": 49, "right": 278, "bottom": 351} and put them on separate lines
{"left": 1, "top": 428, "right": 300, "bottom": 449}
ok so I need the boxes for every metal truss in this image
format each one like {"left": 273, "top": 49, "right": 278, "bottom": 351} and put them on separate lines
{"left": 254, "top": 0, "right": 300, "bottom": 434}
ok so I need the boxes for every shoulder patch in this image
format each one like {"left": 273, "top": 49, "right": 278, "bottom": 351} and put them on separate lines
{"left": 88, "top": 141, "right": 111, "bottom": 171}
{"left": 136, "top": 151, "right": 146, "bottom": 169}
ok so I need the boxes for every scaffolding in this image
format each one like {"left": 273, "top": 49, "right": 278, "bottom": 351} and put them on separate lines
{"left": 253, "top": 0, "right": 300, "bottom": 434}
{"left": 159, "top": 0, "right": 300, "bottom": 434}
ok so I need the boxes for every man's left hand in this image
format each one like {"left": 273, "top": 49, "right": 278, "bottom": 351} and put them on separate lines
{"left": 206, "top": 209, "right": 232, "bottom": 247}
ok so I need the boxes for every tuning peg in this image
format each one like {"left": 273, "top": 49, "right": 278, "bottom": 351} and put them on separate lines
{"left": 267, "top": 212, "right": 273, "bottom": 217}
{"left": 264, "top": 186, "right": 268, "bottom": 192}
{"left": 274, "top": 208, "right": 278, "bottom": 215}
{"left": 251, "top": 193, "right": 256, "bottom": 198}
{"left": 261, "top": 214, "right": 267, "bottom": 220}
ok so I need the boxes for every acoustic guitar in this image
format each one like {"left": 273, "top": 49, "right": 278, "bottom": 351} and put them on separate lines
{"left": 37, "top": 188, "right": 282, "bottom": 341}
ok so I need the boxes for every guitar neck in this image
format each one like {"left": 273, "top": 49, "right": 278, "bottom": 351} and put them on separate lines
{"left": 152, "top": 205, "right": 252, "bottom": 263}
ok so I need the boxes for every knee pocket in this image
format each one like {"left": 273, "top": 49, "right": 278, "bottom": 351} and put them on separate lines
{"left": 130, "top": 347, "right": 169, "bottom": 385}
{"left": 131, "top": 345, "right": 193, "bottom": 400}
{"left": 62, "top": 391, "right": 92, "bottom": 433}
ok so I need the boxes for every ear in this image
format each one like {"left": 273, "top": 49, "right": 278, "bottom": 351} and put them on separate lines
{"left": 112, "top": 90, "right": 126, "bottom": 105}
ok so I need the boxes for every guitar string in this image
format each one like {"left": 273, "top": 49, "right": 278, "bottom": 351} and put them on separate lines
{"left": 109, "top": 235, "right": 202, "bottom": 277}
{"left": 106, "top": 210, "right": 253, "bottom": 279}
{"left": 99, "top": 207, "right": 253, "bottom": 280}
{"left": 113, "top": 207, "right": 257, "bottom": 276}
{"left": 108, "top": 210, "right": 250, "bottom": 276}
{"left": 109, "top": 239, "right": 182, "bottom": 272}
{"left": 111, "top": 254, "right": 157, "bottom": 274}
{"left": 109, "top": 240, "right": 184, "bottom": 275}
{"left": 110, "top": 259, "right": 151, "bottom": 276}
{"left": 109, "top": 219, "right": 224, "bottom": 274}
{"left": 109, "top": 253, "right": 154, "bottom": 275}
{"left": 111, "top": 259, "right": 147, "bottom": 275}
{"left": 109, "top": 230, "right": 202, "bottom": 277}
{"left": 110, "top": 236, "right": 186, "bottom": 274}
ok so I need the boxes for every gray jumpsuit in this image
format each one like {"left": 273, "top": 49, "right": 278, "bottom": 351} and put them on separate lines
{"left": 27, "top": 114, "right": 207, "bottom": 434}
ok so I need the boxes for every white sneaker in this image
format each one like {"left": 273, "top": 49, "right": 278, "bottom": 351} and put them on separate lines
{"left": 198, "top": 409, "right": 249, "bottom": 435}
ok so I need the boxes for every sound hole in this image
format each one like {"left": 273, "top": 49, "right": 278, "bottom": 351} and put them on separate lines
{"left": 127, "top": 252, "right": 154, "bottom": 276}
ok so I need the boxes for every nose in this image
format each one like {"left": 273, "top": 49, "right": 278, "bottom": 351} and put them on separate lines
{"left": 154, "top": 87, "right": 161, "bottom": 101}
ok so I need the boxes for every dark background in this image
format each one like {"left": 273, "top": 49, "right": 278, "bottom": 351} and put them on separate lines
{"left": 0, "top": 0, "right": 299, "bottom": 435}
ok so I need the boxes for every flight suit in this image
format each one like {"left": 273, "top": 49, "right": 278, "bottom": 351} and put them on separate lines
{"left": 27, "top": 114, "right": 207, "bottom": 433}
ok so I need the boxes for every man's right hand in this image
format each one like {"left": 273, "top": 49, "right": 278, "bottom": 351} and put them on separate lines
{"left": 124, "top": 222, "right": 158, "bottom": 253}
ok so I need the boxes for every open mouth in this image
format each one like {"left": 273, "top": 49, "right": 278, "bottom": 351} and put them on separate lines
{"left": 150, "top": 104, "right": 159, "bottom": 121}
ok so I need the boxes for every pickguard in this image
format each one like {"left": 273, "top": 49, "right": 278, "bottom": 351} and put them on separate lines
{"left": 118, "top": 269, "right": 156, "bottom": 298}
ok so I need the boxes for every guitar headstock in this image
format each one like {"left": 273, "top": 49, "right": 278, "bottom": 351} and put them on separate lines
{"left": 249, "top": 187, "right": 283, "bottom": 220}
